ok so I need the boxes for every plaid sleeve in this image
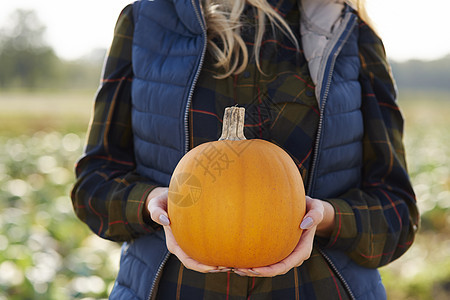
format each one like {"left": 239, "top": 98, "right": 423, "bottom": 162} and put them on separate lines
{"left": 71, "top": 5, "right": 161, "bottom": 242}
{"left": 318, "top": 21, "right": 420, "bottom": 268}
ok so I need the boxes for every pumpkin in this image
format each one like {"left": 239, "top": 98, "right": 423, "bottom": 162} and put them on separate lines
{"left": 168, "top": 106, "right": 306, "bottom": 268}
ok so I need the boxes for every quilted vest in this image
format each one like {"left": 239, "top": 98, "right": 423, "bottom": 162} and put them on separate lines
{"left": 131, "top": 0, "right": 206, "bottom": 186}
{"left": 111, "top": 1, "right": 386, "bottom": 299}
{"left": 306, "top": 7, "right": 363, "bottom": 199}
{"left": 131, "top": 0, "right": 363, "bottom": 197}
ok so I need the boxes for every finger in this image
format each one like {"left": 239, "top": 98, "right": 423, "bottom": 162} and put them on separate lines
{"left": 242, "top": 227, "right": 317, "bottom": 277}
{"left": 236, "top": 256, "right": 293, "bottom": 277}
{"left": 292, "top": 227, "right": 316, "bottom": 266}
{"left": 148, "top": 190, "right": 170, "bottom": 225}
{"left": 162, "top": 225, "right": 217, "bottom": 273}
{"left": 208, "top": 267, "right": 233, "bottom": 273}
{"left": 233, "top": 269, "right": 253, "bottom": 277}
{"left": 300, "top": 196, "right": 324, "bottom": 229}
{"left": 236, "top": 261, "right": 288, "bottom": 277}
{"left": 231, "top": 267, "right": 261, "bottom": 277}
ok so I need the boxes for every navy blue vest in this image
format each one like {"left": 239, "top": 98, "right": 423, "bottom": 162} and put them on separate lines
{"left": 131, "top": 0, "right": 363, "bottom": 201}
{"left": 307, "top": 10, "right": 363, "bottom": 199}
{"left": 111, "top": 1, "right": 386, "bottom": 299}
{"left": 131, "top": 0, "right": 206, "bottom": 186}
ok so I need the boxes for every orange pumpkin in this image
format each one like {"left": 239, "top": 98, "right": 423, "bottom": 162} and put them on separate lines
{"left": 168, "top": 107, "right": 306, "bottom": 268}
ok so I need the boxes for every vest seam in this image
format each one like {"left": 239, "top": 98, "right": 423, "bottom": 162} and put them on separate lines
{"left": 121, "top": 250, "right": 153, "bottom": 274}
{"left": 138, "top": 9, "right": 198, "bottom": 37}
{"left": 322, "top": 139, "right": 362, "bottom": 151}
{"left": 336, "top": 52, "right": 360, "bottom": 58}
{"left": 132, "top": 105, "right": 180, "bottom": 119}
{"left": 134, "top": 134, "right": 181, "bottom": 153}
{"left": 317, "top": 164, "right": 361, "bottom": 176}
{"left": 133, "top": 73, "right": 190, "bottom": 88}
{"left": 113, "top": 282, "right": 140, "bottom": 299}
{"left": 325, "top": 106, "right": 361, "bottom": 117}
{"left": 327, "top": 77, "right": 359, "bottom": 85}
{"left": 133, "top": 40, "right": 200, "bottom": 57}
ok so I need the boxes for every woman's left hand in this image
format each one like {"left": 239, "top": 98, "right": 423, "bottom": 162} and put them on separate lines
{"left": 233, "top": 196, "right": 335, "bottom": 277}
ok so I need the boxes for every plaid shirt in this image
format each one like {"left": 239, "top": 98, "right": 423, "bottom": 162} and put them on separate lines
{"left": 72, "top": 1, "right": 419, "bottom": 299}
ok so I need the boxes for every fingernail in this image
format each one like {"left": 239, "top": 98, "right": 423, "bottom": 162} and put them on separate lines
{"left": 233, "top": 270, "right": 247, "bottom": 277}
{"left": 159, "top": 214, "right": 170, "bottom": 226}
{"left": 209, "top": 268, "right": 231, "bottom": 273}
{"left": 300, "top": 217, "right": 313, "bottom": 229}
{"left": 218, "top": 267, "right": 232, "bottom": 272}
{"left": 248, "top": 269, "right": 260, "bottom": 275}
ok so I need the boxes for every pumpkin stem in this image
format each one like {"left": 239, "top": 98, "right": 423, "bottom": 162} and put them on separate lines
{"left": 219, "top": 107, "right": 247, "bottom": 141}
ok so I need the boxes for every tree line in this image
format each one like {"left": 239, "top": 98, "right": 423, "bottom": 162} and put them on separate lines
{"left": 0, "top": 9, "right": 103, "bottom": 91}
{"left": 391, "top": 56, "right": 450, "bottom": 92}
{"left": 1, "top": 9, "right": 449, "bottom": 93}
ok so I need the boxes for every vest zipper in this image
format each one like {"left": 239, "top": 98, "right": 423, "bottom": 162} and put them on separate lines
{"left": 306, "top": 11, "right": 355, "bottom": 196}
{"left": 318, "top": 248, "right": 356, "bottom": 300}
{"left": 147, "top": 250, "right": 171, "bottom": 300}
{"left": 306, "top": 56, "right": 334, "bottom": 193}
{"left": 147, "top": 1, "right": 207, "bottom": 300}
{"left": 183, "top": 0, "right": 208, "bottom": 154}
{"left": 306, "top": 10, "right": 357, "bottom": 300}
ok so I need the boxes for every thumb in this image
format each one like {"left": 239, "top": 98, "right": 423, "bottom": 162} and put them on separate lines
{"left": 148, "top": 190, "right": 170, "bottom": 226}
{"left": 300, "top": 196, "right": 324, "bottom": 230}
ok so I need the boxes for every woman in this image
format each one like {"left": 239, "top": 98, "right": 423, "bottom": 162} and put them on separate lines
{"left": 71, "top": 0, "right": 419, "bottom": 299}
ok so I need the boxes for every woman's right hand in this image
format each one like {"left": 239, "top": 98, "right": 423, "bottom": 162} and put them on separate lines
{"left": 146, "top": 187, "right": 231, "bottom": 274}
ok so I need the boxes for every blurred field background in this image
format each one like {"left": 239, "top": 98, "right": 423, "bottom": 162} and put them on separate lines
{"left": 1, "top": 7, "right": 450, "bottom": 300}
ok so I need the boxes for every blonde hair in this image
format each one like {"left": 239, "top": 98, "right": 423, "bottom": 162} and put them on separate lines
{"left": 346, "top": 0, "right": 375, "bottom": 30}
{"left": 202, "top": 0, "right": 373, "bottom": 79}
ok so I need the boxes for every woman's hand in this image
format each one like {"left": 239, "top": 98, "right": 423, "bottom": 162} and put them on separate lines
{"left": 145, "top": 187, "right": 231, "bottom": 274}
{"left": 233, "top": 196, "right": 335, "bottom": 277}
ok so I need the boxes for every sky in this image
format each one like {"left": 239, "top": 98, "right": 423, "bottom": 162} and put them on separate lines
{"left": 1, "top": 0, "right": 449, "bottom": 62}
